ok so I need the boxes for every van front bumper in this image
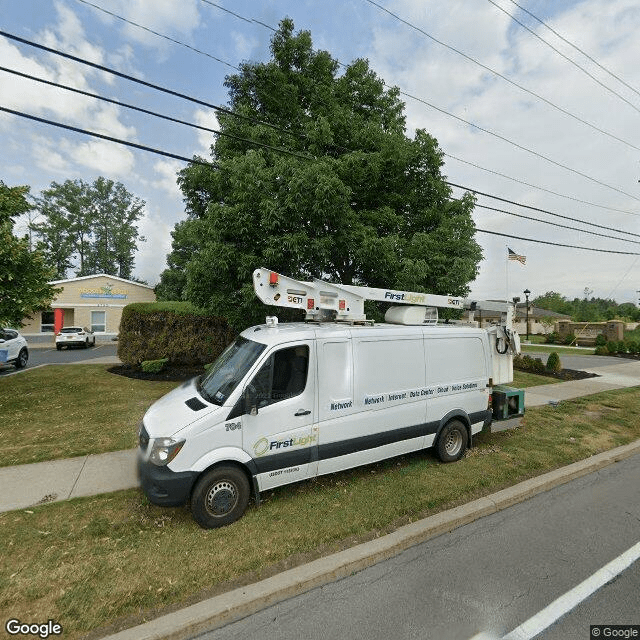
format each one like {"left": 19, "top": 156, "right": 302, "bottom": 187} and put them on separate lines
{"left": 137, "top": 456, "right": 199, "bottom": 507}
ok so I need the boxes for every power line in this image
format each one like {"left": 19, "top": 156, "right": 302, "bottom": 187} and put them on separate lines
{"left": 5, "top": 104, "right": 638, "bottom": 258}
{"left": 0, "top": 30, "right": 306, "bottom": 143}
{"left": 476, "top": 228, "right": 640, "bottom": 255}
{"left": 363, "top": 0, "right": 640, "bottom": 144}
{"left": 487, "top": 0, "right": 640, "bottom": 113}
{"left": 398, "top": 83, "right": 640, "bottom": 203}
{"left": 0, "top": 105, "right": 216, "bottom": 168}
{"left": 199, "top": 0, "right": 276, "bottom": 31}
{"left": 447, "top": 182, "right": 640, "bottom": 232}
{"left": 73, "top": 0, "right": 348, "bottom": 154}
{"left": 473, "top": 203, "right": 640, "bottom": 245}
{"left": 10, "top": 61, "right": 638, "bottom": 244}
{"left": 11, "top": 60, "right": 635, "bottom": 242}
{"left": 0, "top": 66, "right": 314, "bottom": 162}
{"left": 444, "top": 153, "right": 638, "bottom": 216}
{"left": 74, "top": 0, "right": 237, "bottom": 71}
{"left": 189, "top": 3, "right": 640, "bottom": 204}
{"left": 507, "top": 0, "right": 640, "bottom": 101}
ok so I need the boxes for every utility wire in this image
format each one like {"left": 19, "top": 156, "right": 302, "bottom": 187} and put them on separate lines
{"left": 398, "top": 84, "right": 640, "bottom": 203}
{"left": 0, "top": 66, "right": 314, "bottom": 162}
{"left": 447, "top": 182, "right": 640, "bottom": 232}
{"left": 5, "top": 104, "right": 638, "bottom": 258}
{"left": 70, "top": 4, "right": 640, "bottom": 205}
{"left": 444, "top": 153, "right": 638, "bottom": 217}
{"left": 473, "top": 202, "right": 640, "bottom": 245}
{"left": 363, "top": 0, "right": 640, "bottom": 136}
{"left": 487, "top": 0, "right": 640, "bottom": 112}
{"left": 0, "top": 30, "right": 306, "bottom": 143}
{"left": 9, "top": 63, "right": 637, "bottom": 242}
{"left": 0, "top": 105, "right": 216, "bottom": 168}
{"left": 73, "top": 0, "right": 347, "bottom": 153}
{"left": 507, "top": 0, "right": 640, "bottom": 101}
{"left": 10, "top": 61, "right": 634, "bottom": 241}
{"left": 476, "top": 228, "right": 640, "bottom": 256}
{"left": 199, "top": 0, "right": 276, "bottom": 31}
{"left": 196, "top": 0, "right": 640, "bottom": 202}
{"left": 74, "top": 0, "right": 237, "bottom": 71}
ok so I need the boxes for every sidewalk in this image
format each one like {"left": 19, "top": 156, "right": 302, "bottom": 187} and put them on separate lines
{"left": 2, "top": 360, "right": 639, "bottom": 514}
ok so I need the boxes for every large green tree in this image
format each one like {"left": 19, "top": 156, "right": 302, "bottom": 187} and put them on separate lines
{"left": 32, "top": 177, "right": 145, "bottom": 280}
{"left": 159, "top": 19, "right": 482, "bottom": 328}
{"left": 0, "top": 182, "right": 60, "bottom": 326}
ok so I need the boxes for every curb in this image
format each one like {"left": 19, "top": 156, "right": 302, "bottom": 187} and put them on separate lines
{"left": 102, "top": 439, "right": 640, "bottom": 640}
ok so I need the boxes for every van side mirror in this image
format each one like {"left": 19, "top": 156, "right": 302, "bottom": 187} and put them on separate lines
{"left": 244, "top": 385, "right": 258, "bottom": 416}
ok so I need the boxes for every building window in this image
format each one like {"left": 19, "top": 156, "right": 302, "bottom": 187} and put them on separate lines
{"left": 91, "top": 311, "right": 106, "bottom": 333}
{"left": 41, "top": 311, "right": 55, "bottom": 332}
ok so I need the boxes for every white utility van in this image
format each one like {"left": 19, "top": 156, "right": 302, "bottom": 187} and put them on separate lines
{"left": 138, "top": 270, "right": 519, "bottom": 528}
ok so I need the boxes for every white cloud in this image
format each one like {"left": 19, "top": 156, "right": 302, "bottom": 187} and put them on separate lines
{"left": 232, "top": 30, "right": 258, "bottom": 60}
{"left": 63, "top": 139, "right": 136, "bottom": 175}
{"left": 99, "top": 0, "right": 202, "bottom": 49}
{"left": 151, "top": 159, "right": 183, "bottom": 200}
{"left": 193, "top": 108, "right": 219, "bottom": 156}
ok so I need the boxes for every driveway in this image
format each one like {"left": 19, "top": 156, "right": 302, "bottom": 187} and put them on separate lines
{"left": 0, "top": 342, "right": 120, "bottom": 375}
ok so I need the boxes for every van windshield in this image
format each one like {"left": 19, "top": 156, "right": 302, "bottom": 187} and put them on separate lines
{"left": 198, "top": 337, "right": 266, "bottom": 406}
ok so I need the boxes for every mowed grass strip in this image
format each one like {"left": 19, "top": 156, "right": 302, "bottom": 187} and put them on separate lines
{"left": 1, "top": 387, "right": 640, "bottom": 639}
{"left": 520, "top": 344, "right": 596, "bottom": 356}
{"left": 512, "top": 370, "right": 562, "bottom": 388}
{"left": 0, "top": 365, "right": 180, "bottom": 467}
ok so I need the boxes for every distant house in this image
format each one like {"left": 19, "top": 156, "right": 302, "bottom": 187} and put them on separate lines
{"left": 21, "top": 274, "right": 156, "bottom": 340}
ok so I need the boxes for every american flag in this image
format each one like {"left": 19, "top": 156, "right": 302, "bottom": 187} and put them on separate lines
{"left": 508, "top": 248, "right": 526, "bottom": 265}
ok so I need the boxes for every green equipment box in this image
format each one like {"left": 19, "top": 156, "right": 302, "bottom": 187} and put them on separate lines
{"left": 492, "top": 385, "right": 525, "bottom": 421}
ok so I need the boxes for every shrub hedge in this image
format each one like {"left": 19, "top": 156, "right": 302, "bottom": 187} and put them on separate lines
{"left": 118, "top": 302, "right": 236, "bottom": 366}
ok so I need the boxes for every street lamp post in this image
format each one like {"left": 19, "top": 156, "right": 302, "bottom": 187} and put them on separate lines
{"left": 524, "top": 289, "right": 531, "bottom": 341}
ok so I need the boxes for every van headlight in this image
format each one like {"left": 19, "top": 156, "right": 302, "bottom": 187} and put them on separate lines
{"left": 149, "top": 437, "right": 185, "bottom": 466}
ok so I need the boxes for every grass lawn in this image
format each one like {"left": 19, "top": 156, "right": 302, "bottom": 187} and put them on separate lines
{"left": 520, "top": 344, "right": 596, "bottom": 356}
{"left": 1, "top": 386, "right": 640, "bottom": 639}
{"left": 0, "top": 365, "right": 181, "bottom": 467}
{"left": 512, "top": 370, "right": 561, "bottom": 388}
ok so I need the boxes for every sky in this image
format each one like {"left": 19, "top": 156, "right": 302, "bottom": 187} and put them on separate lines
{"left": 2, "top": 0, "right": 640, "bottom": 306}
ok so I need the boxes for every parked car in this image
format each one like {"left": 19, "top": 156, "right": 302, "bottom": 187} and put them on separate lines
{"left": 0, "top": 328, "right": 29, "bottom": 369}
{"left": 55, "top": 326, "right": 96, "bottom": 350}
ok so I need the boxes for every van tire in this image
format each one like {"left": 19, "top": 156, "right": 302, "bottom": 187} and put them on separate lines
{"left": 191, "top": 465, "right": 250, "bottom": 529}
{"left": 436, "top": 419, "right": 468, "bottom": 462}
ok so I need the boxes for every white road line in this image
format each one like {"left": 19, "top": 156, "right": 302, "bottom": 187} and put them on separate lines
{"left": 502, "top": 540, "right": 640, "bottom": 640}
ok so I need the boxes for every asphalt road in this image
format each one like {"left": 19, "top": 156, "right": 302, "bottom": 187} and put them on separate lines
{"left": 524, "top": 351, "right": 623, "bottom": 370}
{"left": 197, "top": 453, "right": 640, "bottom": 640}
{"left": 0, "top": 341, "right": 119, "bottom": 375}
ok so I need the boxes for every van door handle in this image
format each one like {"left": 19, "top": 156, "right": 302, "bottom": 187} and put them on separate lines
{"left": 295, "top": 409, "right": 311, "bottom": 416}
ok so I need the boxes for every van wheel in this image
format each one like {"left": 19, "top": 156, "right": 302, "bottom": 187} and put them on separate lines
{"left": 436, "top": 420, "right": 468, "bottom": 462}
{"left": 191, "top": 466, "right": 250, "bottom": 529}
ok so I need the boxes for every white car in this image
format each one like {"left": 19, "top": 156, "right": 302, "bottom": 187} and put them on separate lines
{"left": 55, "top": 326, "right": 96, "bottom": 350}
{"left": 0, "top": 328, "right": 29, "bottom": 369}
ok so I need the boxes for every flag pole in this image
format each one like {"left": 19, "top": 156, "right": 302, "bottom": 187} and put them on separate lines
{"left": 505, "top": 244, "right": 509, "bottom": 301}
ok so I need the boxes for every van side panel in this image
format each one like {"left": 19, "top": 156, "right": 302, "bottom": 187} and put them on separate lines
{"left": 317, "top": 334, "right": 428, "bottom": 476}
{"left": 424, "top": 336, "right": 490, "bottom": 446}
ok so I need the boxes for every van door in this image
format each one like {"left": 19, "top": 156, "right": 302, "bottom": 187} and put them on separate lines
{"left": 242, "top": 340, "right": 318, "bottom": 490}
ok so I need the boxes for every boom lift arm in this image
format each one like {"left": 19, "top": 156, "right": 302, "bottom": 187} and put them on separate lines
{"left": 253, "top": 268, "right": 520, "bottom": 356}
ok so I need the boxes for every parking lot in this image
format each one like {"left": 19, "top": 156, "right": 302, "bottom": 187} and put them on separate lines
{"left": 0, "top": 341, "right": 120, "bottom": 375}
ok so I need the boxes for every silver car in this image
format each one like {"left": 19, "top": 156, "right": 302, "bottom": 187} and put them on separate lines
{"left": 0, "top": 328, "right": 29, "bottom": 369}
